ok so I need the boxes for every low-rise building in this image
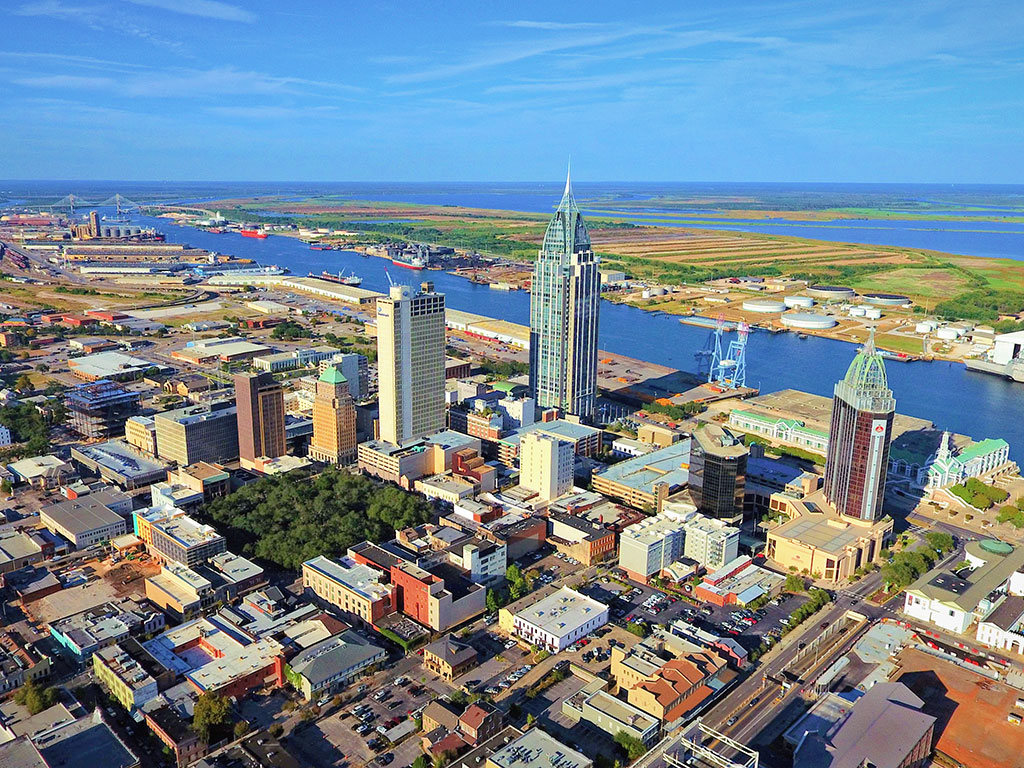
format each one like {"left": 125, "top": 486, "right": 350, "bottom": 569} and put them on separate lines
{"left": 765, "top": 489, "right": 892, "bottom": 585}
{"left": 547, "top": 512, "right": 616, "bottom": 565}
{"left": 728, "top": 408, "right": 828, "bottom": 454}
{"left": 977, "top": 595, "right": 1024, "bottom": 654}
{"left": 71, "top": 440, "right": 169, "bottom": 490}
{"left": 0, "top": 530, "right": 46, "bottom": 574}
{"left": 286, "top": 630, "right": 385, "bottom": 701}
{"left": 591, "top": 440, "right": 691, "bottom": 510}
{"left": 39, "top": 488, "right": 131, "bottom": 548}
{"left": 166, "top": 462, "right": 231, "bottom": 504}
{"left": 510, "top": 586, "right": 608, "bottom": 653}
{"left": 447, "top": 537, "right": 506, "bottom": 585}
{"left": 694, "top": 556, "right": 785, "bottom": 607}
{"left": 423, "top": 635, "right": 479, "bottom": 681}
{"left": 301, "top": 555, "right": 394, "bottom": 626}
{"left": 92, "top": 639, "right": 175, "bottom": 713}
{"left": 390, "top": 560, "right": 486, "bottom": 632}
{"left": 144, "top": 552, "right": 266, "bottom": 622}
{"left": 50, "top": 598, "right": 166, "bottom": 662}
{"left": 792, "top": 682, "right": 935, "bottom": 768}
{"left": 143, "top": 616, "right": 284, "bottom": 700}
{"left": 0, "top": 631, "right": 50, "bottom": 695}
{"left": 903, "top": 538, "right": 1024, "bottom": 634}
{"left": 7, "top": 454, "right": 74, "bottom": 489}
{"left": 415, "top": 474, "right": 477, "bottom": 504}
{"left": 133, "top": 507, "right": 226, "bottom": 567}
{"left": 485, "top": 727, "right": 591, "bottom": 768}
{"left": 611, "top": 628, "right": 726, "bottom": 723}
{"left": 563, "top": 687, "right": 660, "bottom": 746}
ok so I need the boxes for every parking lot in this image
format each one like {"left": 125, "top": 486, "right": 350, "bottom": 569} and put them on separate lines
{"left": 518, "top": 670, "right": 618, "bottom": 761}
{"left": 291, "top": 676, "right": 435, "bottom": 768}
{"left": 579, "top": 573, "right": 810, "bottom": 654}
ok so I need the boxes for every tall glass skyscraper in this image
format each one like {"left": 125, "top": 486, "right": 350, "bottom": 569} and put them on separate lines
{"left": 823, "top": 330, "right": 896, "bottom": 521}
{"left": 529, "top": 170, "right": 600, "bottom": 422}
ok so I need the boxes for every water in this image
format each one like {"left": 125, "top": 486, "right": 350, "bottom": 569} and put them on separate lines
{"left": 133, "top": 212, "right": 1024, "bottom": 462}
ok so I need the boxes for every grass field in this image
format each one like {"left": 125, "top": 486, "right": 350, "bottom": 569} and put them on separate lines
{"left": 161, "top": 195, "right": 1024, "bottom": 324}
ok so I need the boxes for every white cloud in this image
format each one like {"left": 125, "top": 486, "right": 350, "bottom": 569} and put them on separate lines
{"left": 125, "top": 0, "right": 255, "bottom": 24}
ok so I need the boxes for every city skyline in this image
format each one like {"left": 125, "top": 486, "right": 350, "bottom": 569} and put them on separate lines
{"left": 3, "top": 1, "right": 1022, "bottom": 182}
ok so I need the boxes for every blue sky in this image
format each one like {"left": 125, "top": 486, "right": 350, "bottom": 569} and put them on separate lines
{"left": 2, "top": 0, "right": 1023, "bottom": 182}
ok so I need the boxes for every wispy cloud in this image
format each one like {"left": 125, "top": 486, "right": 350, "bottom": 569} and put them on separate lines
{"left": 498, "top": 21, "right": 610, "bottom": 31}
{"left": 15, "top": 0, "right": 189, "bottom": 53}
{"left": 10, "top": 65, "right": 361, "bottom": 97}
{"left": 125, "top": 0, "right": 255, "bottom": 24}
{"left": 205, "top": 105, "right": 341, "bottom": 119}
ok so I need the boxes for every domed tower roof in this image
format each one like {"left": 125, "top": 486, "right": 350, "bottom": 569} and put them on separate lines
{"left": 541, "top": 165, "right": 591, "bottom": 257}
{"left": 843, "top": 328, "right": 889, "bottom": 391}
{"left": 318, "top": 365, "right": 347, "bottom": 385}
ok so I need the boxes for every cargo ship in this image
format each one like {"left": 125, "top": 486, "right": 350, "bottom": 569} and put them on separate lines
{"left": 240, "top": 229, "right": 268, "bottom": 239}
{"left": 392, "top": 253, "right": 428, "bottom": 270}
{"left": 313, "top": 270, "right": 363, "bottom": 287}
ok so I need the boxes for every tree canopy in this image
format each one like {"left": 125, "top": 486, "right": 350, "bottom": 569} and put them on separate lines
{"left": 201, "top": 467, "right": 432, "bottom": 569}
{"left": 192, "top": 691, "right": 232, "bottom": 744}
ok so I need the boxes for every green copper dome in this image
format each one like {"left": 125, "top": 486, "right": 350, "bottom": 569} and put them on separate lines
{"left": 319, "top": 365, "right": 347, "bottom": 385}
{"left": 541, "top": 167, "right": 591, "bottom": 256}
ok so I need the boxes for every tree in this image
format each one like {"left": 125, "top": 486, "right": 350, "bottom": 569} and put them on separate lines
{"left": 614, "top": 731, "right": 648, "bottom": 761}
{"left": 506, "top": 564, "right": 529, "bottom": 600}
{"left": 486, "top": 588, "right": 507, "bottom": 613}
{"left": 924, "top": 531, "right": 954, "bottom": 555}
{"left": 13, "top": 680, "right": 58, "bottom": 715}
{"left": 625, "top": 621, "right": 649, "bottom": 638}
{"left": 413, "top": 755, "right": 431, "bottom": 768}
{"left": 192, "top": 692, "right": 231, "bottom": 743}
{"left": 784, "top": 574, "right": 805, "bottom": 593}
{"left": 525, "top": 713, "right": 536, "bottom": 728}
{"left": 233, "top": 720, "right": 251, "bottom": 740}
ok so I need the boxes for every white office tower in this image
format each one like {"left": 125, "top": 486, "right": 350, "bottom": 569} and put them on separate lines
{"left": 377, "top": 283, "right": 446, "bottom": 446}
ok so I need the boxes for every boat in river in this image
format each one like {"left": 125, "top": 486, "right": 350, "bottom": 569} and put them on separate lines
{"left": 312, "top": 269, "right": 363, "bottom": 287}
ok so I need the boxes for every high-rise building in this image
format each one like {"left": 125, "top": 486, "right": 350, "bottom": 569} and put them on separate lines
{"left": 529, "top": 170, "right": 600, "bottom": 422}
{"left": 308, "top": 365, "right": 357, "bottom": 464}
{"left": 88, "top": 210, "right": 100, "bottom": 238}
{"left": 519, "top": 432, "right": 573, "bottom": 502}
{"left": 376, "top": 283, "right": 446, "bottom": 446}
{"left": 689, "top": 424, "right": 748, "bottom": 525}
{"left": 234, "top": 371, "right": 286, "bottom": 467}
{"left": 823, "top": 330, "right": 895, "bottom": 521}
{"left": 319, "top": 353, "right": 369, "bottom": 400}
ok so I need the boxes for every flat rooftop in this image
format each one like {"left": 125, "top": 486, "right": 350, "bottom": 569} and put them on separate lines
{"left": 155, "top": 401, "right": 236, "bottom": 426}
{"left": 593, "top": 439, "right": 691, "bottom": 493}
{"left": 67, "top": 351, "right": 154, "bottom": 379}
{"left": 72, "top": 440, "right": 167, "bottom": 479}
{"left": 514, "top": 586, "right": 607, "bottom": 634}
{"left": 303, "top": 555, "right": 391, "bottom": 602}
{"left": 40, "top": 495, "right": 127, "bottom": 536}
{"left": 487, "top": 727, "right": 591, "bottom": 768}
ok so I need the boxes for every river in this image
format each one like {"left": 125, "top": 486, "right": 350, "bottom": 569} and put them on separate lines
{"left": 132, "top": 213, "right": 1024, "bottom": 462}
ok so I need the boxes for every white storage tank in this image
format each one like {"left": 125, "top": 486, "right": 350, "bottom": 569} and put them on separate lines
{"left": 915, "top": 322, "right": 934, "bottom": 334}
{"left": 781, "top": 312, "right": 838, "bottom": 330}
{"left": 849, "top": 307, "right": 867, "bottom": 317}
{"left": 864, "top": 308, "right": 882, "bottom": 320}
{"left": 649, "top": 287, "right": 666, "bottom": 296}
{"left": 784, "top": 295, "right": 815, "bottom": 309}
{"left": 936, "top": 327, "right": 961, "bottom": 341}
{"left": 641, "top": 290, "right": 652, "bottom": 299}
{"left": 742, "top": 298, "right": 787, "bottom": 313}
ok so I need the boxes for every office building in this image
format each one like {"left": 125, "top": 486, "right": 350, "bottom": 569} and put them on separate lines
{"left": 124, "top": 415, "right": 157, "bottom": 456}
{"left": 592, "top": 439, "right": 691, "bottom": 510}
{"left": 619, "top": 508, "right": 689, "bottom": 583}
{"left": 682, "top": 515, "right": 740, "bottom": 572}
{"left": 49, "top": 598, "right": 165, "bottom": 662}
{"left": 377, "top": 283, "right": 446, "bottom": 445}
{"left": 135, "top": 507, "right": 226, "bottom": 568}
{"left": 302, "top": 555, "right": 394, "bottom": 626}
{"left": 562, "top": 689, "right": 660, "bottom": 747}
{"left": 390, "top": 560, "right": 486, "bottom": 632}
{"left": 66, "top": 379, "right": 142, "bottom": 440}
{"left": 689, "top": 425, "right": 747, "bottom": 524}
{"left": 234, "top": 371, "right": 286, "bottom": 468}
{"left": 519, "top": 432, "right": 573, "bottom": 501}
{"left": 308, "top": 365, "right": 357, "bottom": 464}
{"left": 153, "top": 401, "right": 238, "bottom": 466}
{"left": 70, "top": 440, "right": 169, "bottom": 490}
{"left": 320, "top": 352, "right": 369, "bottom": 400}
{"left": 824, "top": 330, "right": 895, "bottom": 521}
{"left": 547, "top": 512, "right": 616, "bottom": 566}
{"left": 510, "top": 586, "right": 608, "bottom": 652}
{"left": 529, "top": 170, "right": 600, "bottom": 422}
